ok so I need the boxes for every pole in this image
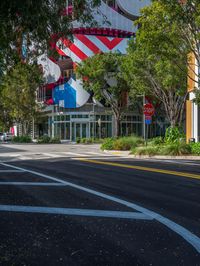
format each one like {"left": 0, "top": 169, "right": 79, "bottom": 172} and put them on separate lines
{"left": 93, "top": 102, "right": 95, "bottom": 138}
{"left": 143, "top": 94, "right": 146, "bottom": 142}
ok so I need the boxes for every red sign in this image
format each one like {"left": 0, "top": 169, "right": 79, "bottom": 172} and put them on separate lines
{"left": 143, "top": 103, "right": 155, "bottom": 116}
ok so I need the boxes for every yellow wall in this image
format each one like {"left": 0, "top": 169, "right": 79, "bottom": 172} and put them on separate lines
{"left": 188, "top": 53, "right": 195, "bottom": 92}
{"left": 186, "top": 53, "right": 196, "bottom": 142}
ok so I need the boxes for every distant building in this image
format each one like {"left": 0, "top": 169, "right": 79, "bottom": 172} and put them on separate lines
{"left": 34, "top": 0, "right": 154, "bottom": 141}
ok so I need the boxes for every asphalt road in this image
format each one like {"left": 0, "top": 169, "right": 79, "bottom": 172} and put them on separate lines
{"left": 0, "top": 153, "right": 200, "bottom": 265}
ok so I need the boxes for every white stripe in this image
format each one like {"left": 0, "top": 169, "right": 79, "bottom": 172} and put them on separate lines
{"left": 42, "top": 153, "right": 62, "bottom": 158}
{"left": 0, "top": 182, "right": 65, "bottom": 186}
{"left": 84, "top": 152, "right": 105, "bottom": 155}
{"left": 1, "top": 162, "right": 200, "bottom": 253}
{"left": 74, "top": 38, "right": 95, "bottom": 58}
{"left": 63, "top": 152, "right": 89, "bottom": 157}
{"left": 0, "top": 205, "right": 152, "bottom": 220}
{"left": 60, "top": 47, "right": 82, "bottom": 63}
{"left": 0, "top": 170, "right": 25, "bottom": 173}
{"left": 86, "top": 35, "right": 109, "bottom": 53}
{"left": 112, "top": 38, "right": 129, "bottom": 54}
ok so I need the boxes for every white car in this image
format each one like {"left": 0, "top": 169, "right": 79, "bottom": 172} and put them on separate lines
{"left": 0, "top": 133, "right": 13, "bottom": 142}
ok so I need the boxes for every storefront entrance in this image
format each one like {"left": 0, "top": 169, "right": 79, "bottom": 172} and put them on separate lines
{"left": 72, "top": 122, "right": 89, "bottom": 141}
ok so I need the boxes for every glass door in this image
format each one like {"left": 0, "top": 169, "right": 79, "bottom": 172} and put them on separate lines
{"left": 76, "top": 123, "right": 81, "bottom": 139}
{"left": 82, "top": 123, "right": 87, "bottom": 138}
{"left": 73, "top": 123, "right": 89, "bottom": 141}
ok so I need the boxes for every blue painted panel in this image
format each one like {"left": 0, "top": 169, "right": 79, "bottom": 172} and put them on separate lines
{"left": 65, "top": 83, "right": 76, "bottom": 108}
{"left": 53, "top": 82, "right": 76, "bottom": 108}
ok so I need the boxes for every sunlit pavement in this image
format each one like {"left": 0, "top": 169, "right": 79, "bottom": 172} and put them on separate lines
{"left": 0, "top": 144, "right": 200, "bottom": 265}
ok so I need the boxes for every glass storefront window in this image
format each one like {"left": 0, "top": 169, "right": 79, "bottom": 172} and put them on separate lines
{"left": 66, "top": 123, "right": 70, "bottom": 140}
{"left": 107, "top": 115, "right": 112, "bottom": 121}
{"left": 61, "top": 115, "right": 65, "bottom": 121}
{"left": 61, "top": 123, "right": 65, "bottom": 139}
{"left": 54, "top": 123, "right": 61, "bottom": 138}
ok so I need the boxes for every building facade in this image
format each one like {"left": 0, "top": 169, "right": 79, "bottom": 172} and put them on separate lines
{"left": 186, "top": 53, "right": 200, "bottom": 142}
{"left": 35, "top": 0, "right": 152, "bottom": 141}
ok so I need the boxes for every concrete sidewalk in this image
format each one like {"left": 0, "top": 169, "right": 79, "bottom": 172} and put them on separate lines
{"left": 104, "top": 150, "right": 200, "bottom": 160}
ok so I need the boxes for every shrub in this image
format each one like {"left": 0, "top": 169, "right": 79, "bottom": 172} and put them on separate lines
{"left": 101, "top": 138, "right": 115, "bottom": 150}
{"left": 85, "top": 138, "right": 93, "bottom": 144}
{"left": 190, "top": 142, "right": 200, "bottom": 155}
{"left": 81, "top": 138, "right": 93, "bottom": 144}
{"left": 101, "top": 136, "right": 143, "bottom": 151}
{"left": 37, "top": 135, "right": 51, "bottom": 144}
{"left": 165, "top": 126, "right": 185, "bottom": 144}
{"left": 80, "top": 138, "right": 86, "bottom": 143}
{"left": 113, "top": 136, "right": 143, "bottom": 151}
{"left": 132, "top": 146, "right": 159, "bottom": 156}
{"left": 159, "top": 143, "right": 191, "bottom": 156}
{"left": 132, "top": 142, "right": 191, "bottom": 156}
{"left": 50, "top": 137, "right": 61, "bottom": 144}
{"left": 12, "top": 135, "right": 32, "bottom": 143}
{"left": 76, "top": 137, "right": 81, "bottom": 143}
{"left": 148, "top": 136, "right": 164, "bottom": 146}
{"left": 93, "top": 138, "right": 104, "bottom": 144}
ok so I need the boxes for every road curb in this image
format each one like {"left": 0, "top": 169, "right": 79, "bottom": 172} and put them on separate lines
{"left": 103, "top": 150, "right": 200, "bottom": 160}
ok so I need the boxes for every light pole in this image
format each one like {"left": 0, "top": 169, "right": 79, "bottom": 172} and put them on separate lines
{"left": 136, "top": 94, "right": 146, "bottom": 141}
{"left": 143, "top": 94, "right": 146, "bottom": 142}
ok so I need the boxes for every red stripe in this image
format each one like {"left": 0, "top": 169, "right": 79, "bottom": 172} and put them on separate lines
{"left": 56, "top": 46, "right": 67, "bottom": 56}
{"left": 96, "top": 36, "right": 123, "bottom": 50}
{"left": 75, "top": 34, "right": 101, "bottom": 54}
{"left": 62, "top": 38, "right": 88, "bottom": 61}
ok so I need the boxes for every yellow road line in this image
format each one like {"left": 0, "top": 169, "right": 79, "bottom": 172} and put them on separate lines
{"left": 78, "top": 158, "right": 200, "bottom": 180}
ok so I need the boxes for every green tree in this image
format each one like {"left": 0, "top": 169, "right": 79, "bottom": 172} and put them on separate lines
{"left": 76, "top": 52, "right": 130, "bottom": 137}
{"left": 122, "top": 2, "right": 189, "bottom": 127}
{"left": 135, "top": 0, "right": 199, "bottom": 84}
{"left": 0, "top": 62, "right": 44, "bottom": 135}
{"left": 0, "top": 0, "right": 101, "bottom": 69}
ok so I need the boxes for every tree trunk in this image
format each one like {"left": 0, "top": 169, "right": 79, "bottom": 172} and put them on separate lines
{"left": 113, "top": 112, "right": 121, "bottom": 137}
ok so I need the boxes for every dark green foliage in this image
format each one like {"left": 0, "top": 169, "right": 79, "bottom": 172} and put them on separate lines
{"left": 159, "top": 143, "right": 191, "bottom": 156}
{"left": 76, "top": 52, "right": 131, "bottom": 136}
{"left": 37, "top": 135, "right": 51, "bottom": 144}
{"left": 0, "top": 0, "right": 101, "bottom": 68}
{"left": 50, "top": 137, "right": 61, "bottom": 144}
{"left": 132, "top": 146, "right": 159, "bottom": 156}
{"left": 101, "top": 138, "right": 115, "bottom": 150}
{"left": 0, "top": 62, "right": 44, "bottom": 133}
{"left": 76, "top": 137, "right": 103, "bottom": 144}
{"left": 76, "top": 137, "right": 81, "bottom": 143}
{"left": 37, "top": 135, "right": 61, "bottom": 144}
{"left": 101, "top": 136, "right": 143, "bottom": 151}
{"left": 122, "top": 1, "right": 189, "bottom": 127}
{"left": 148, "top": 136, "right": 164, "bottom": 146}
{"left": 80, "top": 138, "right": 92, "bottom": 144}
{"left": 113, "top": 136, "right": 144, "bottom": 151}
{"left": 132, "top": 143, "right": 191, "bottom": 156}
{"left": 190, "top": 143, "right": 200, "bottom": 155}
{"left": 12, "top": 135, "right": 32, "bottom": 143}
{"left": 165, "top": 127, "right": 185, "bottom": 144}
{"left": 193, "top": 89, "right": 200, "bottom": 106}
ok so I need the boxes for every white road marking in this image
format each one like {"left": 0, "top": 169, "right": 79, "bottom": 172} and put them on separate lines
{"left": 42, "top": 153, "right": 63, "bottom": 158}
{"left": 0, "top": 182, "right": 66, "bottom": 186}
{"left": 0, "top": 170, "right": 25, "bottom": 173}
{"left": 0, "top": 205, "right": 152, "bottom": 220}
{"left": 1, "top": 162, "right": 200, "bottom": 253}
{"left": 62, "top": 152, "right": 90, "bottom": 157}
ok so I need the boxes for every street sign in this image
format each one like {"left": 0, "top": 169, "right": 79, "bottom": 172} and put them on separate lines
{"left": 143, "top": 103, "right": 155, "bottom": 116}
{"left": 145, "top": 119, "right": 152, "bottom": 125}
{"left": 145, "top": 115, "right": 152, "bottom": 125}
